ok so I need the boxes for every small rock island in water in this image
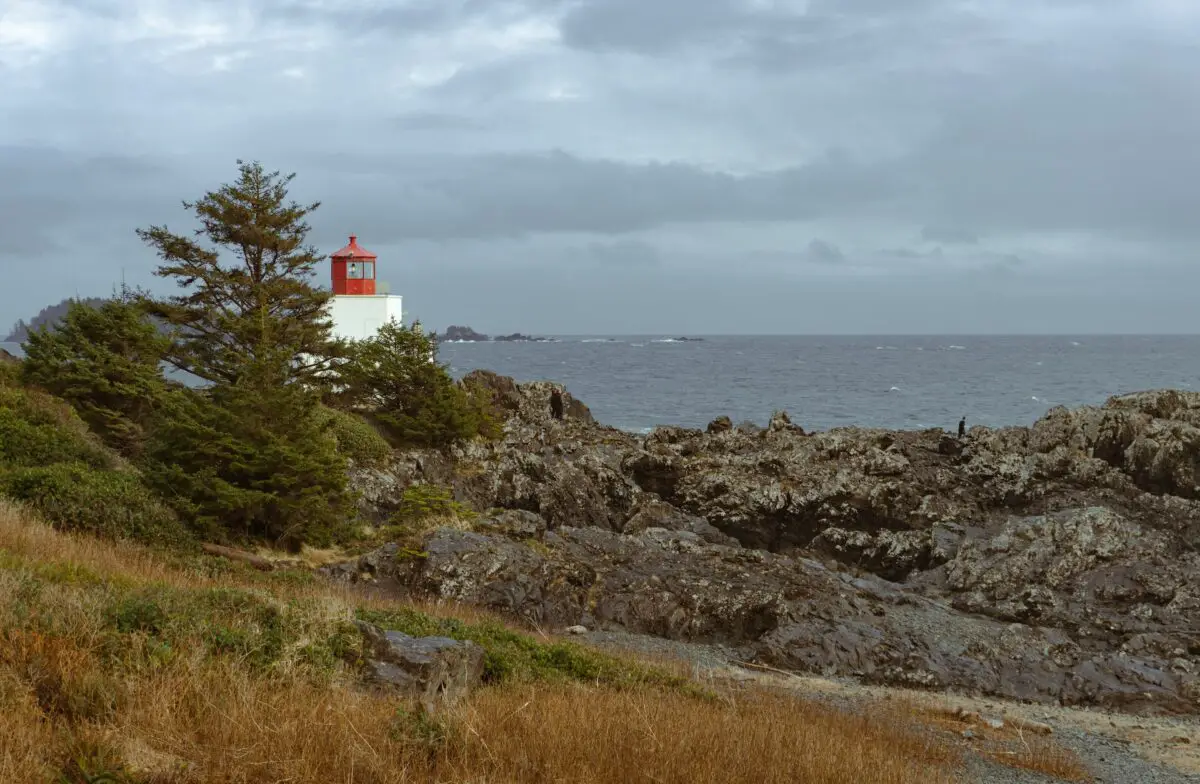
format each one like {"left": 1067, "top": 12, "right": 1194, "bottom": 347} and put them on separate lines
{"left": 438, "top": 325, "right": 554, "bottom": 343}
{"left": 493, "top": 332, "right": 554, "bottom": 342}
{"left": 441, "top": 325, "right": 490, "bottom": 342}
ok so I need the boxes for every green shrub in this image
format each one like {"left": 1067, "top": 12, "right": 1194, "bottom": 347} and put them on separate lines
{"left": 320, "top": 407, "right": 391, "bottom": 466}
{"left": 393, "top": 484, "right": 474, "bottom": 524}
{"left": 334, "top": 321, "right": 496, "bottom": 448}
{"left": 0, "top": 384, "right": 114, "bottom": 470}
{"left": 20, "top": 295, "right": 169, "bottom": 459}
{"left": 0, "top": 462, "right": 192, "bottom": 547}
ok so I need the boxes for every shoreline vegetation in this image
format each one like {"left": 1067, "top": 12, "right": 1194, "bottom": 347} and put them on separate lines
{"left": 0, "top": 161, "right": 1188, "bottom": 782}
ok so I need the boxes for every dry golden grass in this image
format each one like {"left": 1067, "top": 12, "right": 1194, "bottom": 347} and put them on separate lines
{"left": 450, "top": 684, "right": 959, "bottom": 784}
{"left": 0, "top": 500, "right": 965, "bottom": 784}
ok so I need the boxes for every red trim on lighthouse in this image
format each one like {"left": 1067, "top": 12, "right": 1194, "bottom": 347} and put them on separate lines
{"left": 330, "top": 235, "right": 377, "bottom": 295}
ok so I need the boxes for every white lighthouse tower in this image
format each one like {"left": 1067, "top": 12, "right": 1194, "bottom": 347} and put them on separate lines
{"left": 325, "top": 235, "right": 403, "bottom": 342}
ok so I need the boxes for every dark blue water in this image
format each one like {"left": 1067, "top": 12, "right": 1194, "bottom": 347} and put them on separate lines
{"left": 9, "top": 336, "right": 1200, "bottom": 434}
{"left": 439, "top": 335, "right": 1200, "bottom": 433}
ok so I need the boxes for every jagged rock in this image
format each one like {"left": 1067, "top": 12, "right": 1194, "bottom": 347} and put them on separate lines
{"left": 944, "top": 507, "right": 1198, "bottom": 634}
{"left": 809, "top": 527, "right": 932, "bottom": 581}
{"left": 707, "top": 416, "right": 733, "bottom": 434}
{"left": 623, "top": 495, "right": 739, "bottom": 547}
{"left": 461, "top": 369, "right": 522, "bottom": 414}
{"left": 768, "top": 410, "right": 804, "bottom": 434}
{"left": 391, "top": 523, "right": 1200, "bottom": 713}
{"left": 474, "top": 509, "right": 547, "bottom": 540}
{"left": 339, "top": 379, "right": 1200, "bottom": 715}
{"left": 355, "top": 621, "right": 485, "bottom": 711}
{"left": 318, "top": 542, "right": 401, "bottom": 583}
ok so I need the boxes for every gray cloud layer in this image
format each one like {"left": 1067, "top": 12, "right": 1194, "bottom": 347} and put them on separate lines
{"left": 1, "top": 0, "right": 1198, "bottom": 333}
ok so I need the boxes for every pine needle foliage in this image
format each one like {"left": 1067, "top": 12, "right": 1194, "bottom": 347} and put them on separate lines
{"left": 20, "top": 293, "right": 169, "bottom": 458}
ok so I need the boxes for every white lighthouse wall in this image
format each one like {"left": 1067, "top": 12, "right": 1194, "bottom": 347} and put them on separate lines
{"left": 327, "top": 295, "right": 404, "bottom": 342}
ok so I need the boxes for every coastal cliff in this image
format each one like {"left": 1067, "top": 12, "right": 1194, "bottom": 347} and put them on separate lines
{"left": 337, "top": 377, "right": 1200, "bottom": 716}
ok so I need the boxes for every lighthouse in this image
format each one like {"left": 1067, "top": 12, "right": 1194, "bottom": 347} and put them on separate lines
{"left": 325, "top": 235, "right": 403, "bottom": 342}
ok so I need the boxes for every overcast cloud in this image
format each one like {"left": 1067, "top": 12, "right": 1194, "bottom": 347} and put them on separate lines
{"left": 2, "top": 0, "right": 1199, "bottom": 333}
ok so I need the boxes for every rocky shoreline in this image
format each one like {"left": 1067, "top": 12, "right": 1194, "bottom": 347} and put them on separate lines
{"left": 334, "top": 371, "right": 1200, "bottom": 717}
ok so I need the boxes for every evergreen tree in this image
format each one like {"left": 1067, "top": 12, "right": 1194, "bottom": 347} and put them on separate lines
{"left": 337, "top": 321, "right": 496, "bottom": 447}
{"left": 135, "top": 160, "right": 343, "bottom": 386}
{"left": 143, "top": 355, "right": 351, "bottom": 551}
{"left": 135, "top": 161, "right": 353, "bottom": 548}
{"left": 20, "top": 293, "right": 169, "bottom": 458}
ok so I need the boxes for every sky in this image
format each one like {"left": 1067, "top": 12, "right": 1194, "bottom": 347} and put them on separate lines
{"left": 2, "top": 0, "right": 1200, "bottom": 335}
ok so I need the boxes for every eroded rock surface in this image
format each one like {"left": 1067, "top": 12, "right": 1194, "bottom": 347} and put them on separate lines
{"left": 341, "top": 381, "right": 1200, "bottom": 715}
{"left": 355, "top": 621, "right": 485, "bottom": 711}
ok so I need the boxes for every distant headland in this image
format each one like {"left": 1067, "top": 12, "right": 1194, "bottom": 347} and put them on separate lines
{"left": 5, "top": 297, "right": 109, "bottom": 342}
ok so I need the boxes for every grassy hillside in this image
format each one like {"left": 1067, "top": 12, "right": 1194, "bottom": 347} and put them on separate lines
{"left": 0, "top": 499, "right": 966, "bottom": 784}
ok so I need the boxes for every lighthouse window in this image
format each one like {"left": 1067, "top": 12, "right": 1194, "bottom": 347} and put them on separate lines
{"left": 347, "top": 262, "right": 362, "bottom": 279}
{"left": 362, "top": 261, "right": 375, "bottom": 279}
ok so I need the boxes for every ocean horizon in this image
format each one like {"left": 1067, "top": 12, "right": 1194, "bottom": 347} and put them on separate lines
{"left": 8, "top": 334, "right": 1200, "bottom": 434}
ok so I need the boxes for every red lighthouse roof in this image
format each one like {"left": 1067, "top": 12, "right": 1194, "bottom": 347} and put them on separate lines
{"left": 330, "top": 235, "right": 377, "bottom": 260}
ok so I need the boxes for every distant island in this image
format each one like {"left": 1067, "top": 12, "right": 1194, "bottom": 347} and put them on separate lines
{"left": 438, "top": 325, "right": 553, "bottom": 343}
{"left": 441, "top": 325, "right": 490, "bottom": 342}
{"left": 494, "top": 333, "right": 554, "bottom": 343}
{"left": 5, "top": 297, "right": 108, "bottom": 342}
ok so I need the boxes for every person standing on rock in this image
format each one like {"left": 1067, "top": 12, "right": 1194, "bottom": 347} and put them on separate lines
{"left": 958, "top": 416, "right": 966, "bottom": 438}
{"left": 550, "top": 389, "right": 564, "bottom": 421}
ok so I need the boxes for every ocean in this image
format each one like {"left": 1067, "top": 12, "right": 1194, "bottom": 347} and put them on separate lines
{"left": 439, "top": 335, "right": 1200, "bottom": 433}
{"left": 7, "top": 336, "right": 1199, "bottom": 434}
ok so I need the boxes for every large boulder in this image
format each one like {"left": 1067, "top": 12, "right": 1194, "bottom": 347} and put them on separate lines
{"left": 355, "top": 621, "right": 485, "bottom": 712}
{"left": 462, "top": 370, "right": 593, "bottom": 425}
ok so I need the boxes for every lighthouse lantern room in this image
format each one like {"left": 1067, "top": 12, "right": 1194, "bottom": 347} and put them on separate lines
{"left": 325, "top": 235, "right": 403, "bottom": 343}
{"left": 330, "top": 235, "right": 377, "bottom": 295}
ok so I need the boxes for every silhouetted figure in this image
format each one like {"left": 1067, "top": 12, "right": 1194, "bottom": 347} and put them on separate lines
{"left": 958, "top": 416, "right": 966, "bottom": 439}
{"left": 550, "top": 389, "right": 564, "bottom": 421}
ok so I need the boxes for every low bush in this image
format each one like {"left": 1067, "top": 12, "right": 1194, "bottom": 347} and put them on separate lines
{"left": 393, "top": 484, "right": 474, "bottom": 524}
{"left": 334, "top": 321, "right": 499, "bottom": 448}
{"left": 0, "top": 463, "right": 191, "bottom": 547}
{"left": 0, "top": 384, "right": 114, "bottom": 471}
{"left": 319, "top": 406, "right": 392, "bottom": 466}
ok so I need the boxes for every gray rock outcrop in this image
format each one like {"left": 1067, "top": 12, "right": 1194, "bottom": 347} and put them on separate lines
{"left": 339, "top": 380, "right": 1200, "bottom": 716}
